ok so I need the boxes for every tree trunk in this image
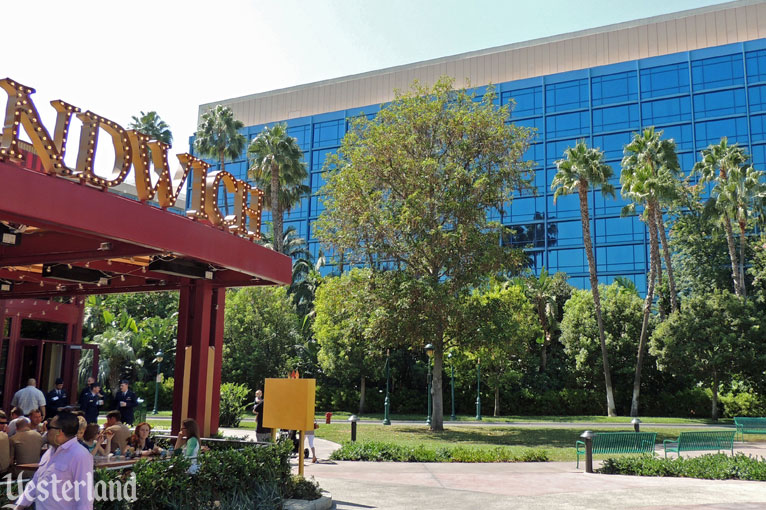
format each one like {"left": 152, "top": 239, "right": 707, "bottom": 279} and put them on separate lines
{"left": 271, "top": 160, "right": 282, "bottom": 254}
{"left": 538, "top": 303, "right": 548, "bottom": 372}
{"left": 220, "top": 150, "right": 230, "bottom": 216}
{"left": 654, "top": 206, "right": 679, "bottom": 313}
{"left": 494, "top": 386, "right": 500, "bottom": 417}
{"left": 739, "top": 220, "right": 747, "bottom": 298}
{"left": 631, "top": 202, "right": 660, "bottom": 417}
{"left": 579, "top": 184, "right": 617, "bottom": 417}
{"left": 430, "top": 333, "right": 445, "bottom": 432}
{"left": 358, "top": 375, "right": 366, "bottom": 415}
{"left": 721, "top": 212, "right": 742, "bottom": 296}
{"left": 711, "top": 370, "right": 719, "bottom": 422}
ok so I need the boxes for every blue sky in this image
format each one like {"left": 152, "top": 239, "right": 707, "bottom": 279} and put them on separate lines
{"left": 2, "top": 0, "right": 726, "bottom": 154}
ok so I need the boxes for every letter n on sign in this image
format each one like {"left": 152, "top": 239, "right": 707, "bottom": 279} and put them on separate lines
{"left": 262, "top": 378, "right": 316, "bottom": 431}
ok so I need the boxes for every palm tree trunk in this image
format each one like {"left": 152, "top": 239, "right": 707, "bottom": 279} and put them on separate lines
{"left": 631, "top": 202, "right": 660, "bottom": 417}
{"left": 358, "top": 375, "right": 366, "bottom": 415}
{"left": 271, "top": 161, "right": 282, "bottom": 253}
{"left": 220, "top": 150, "right": 230, "bottom": 216}
{"left": 579, "top": 185, "right": 617, "bottom": 417}
{"left": 654, "top": 206, "right": 679, "bottom": 313}
{"left": 739, "top": 220, "right": 747, "bottom": 298}
{"left": 654, "top": 251, "right": 665, "bottom": 322}
{"left": 721, "top": 212, "right": 742, "bottom": 296}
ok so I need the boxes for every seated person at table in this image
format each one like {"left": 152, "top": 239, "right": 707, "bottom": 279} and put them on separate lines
{"left": 129, "top": 422, "right": 159, "bottom": 456}
{"left": 10, "top": 419, "right": 43, "bottom": 477}
{"left": 28, "top": 409, "right": 44, "bottom": 434}
{"left": 0, "top": 412, "right": 9, "bottom": 475}
{"left": 80, "top": 423, "right": 111, "bottom": 456}
{"left": 104, "top": 411, "right": 131, "bottom": 454}
{"left": 7, "top": 408, "right": 23, "bottom": 437}
{"left": 174, "top": 418, "right": 200, "bottom": 474}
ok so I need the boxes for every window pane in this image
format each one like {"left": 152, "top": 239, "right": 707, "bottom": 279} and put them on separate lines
{"left": 591, "top": 71, "right": 638, "bottom": 106}
{"left": 546, "top": 111, "right": 590, "bottom": 139}
{"left": 752, "top": 144, "right": 766, "bottom": 170}
{"left": 746, "top": 49, "right": 766, "bottom": 84}
{"left": 640, "top": 63, "right": 690, "bottom": 98}
{"left": 592, "top": 131, "right": 633, "bottom": 160}
{"left": 546, "top": 138, "right": 580, "bottom": 166}
{"left": 548, "top": 219, "right": 583, "bottom": 247}
{"left": 545, "top": 79, "right": 589, "bottom": 112}
{"left": 658, "top": 124, "right": 693, "bottom": 152}
{"left": 693, "top": 88, "right": 747, "bottom": 119}
{"left": 750, "top": 85, "right": 766, "bottom": 114}
{"left": 641, "top": 96, "right": 692, "bottom": 125}
{"left": 691, "top": 54, "right": 744, "bottom": 91}
{"left": 312, "top": 119, "right": 345, "bottom": 148}
{"left": 595, "top": 216, "right": 645, "bottom": 244}
{"left": 695, "top": 117, "right": 749, "bottom": 147}
{"left": 751, "top": 114, "right": 766, "bottom": 143}
{"left": 548, "top": 247, "right": 588, "bottom": 274}
{"left": 596, "top": 244, "right": 646, "bottom": 272}
{"left": 510, "top": 196, "right": 545, "bottom": 222}
{"left": 287, "top": 125, "right": 311, "bottom": 151}
{"left": 592, "top": 104, "right": 640, "bottom": 133}
{"left": 505, "top": 86, "right": 543, "bottom": 117}
{"left": 547, "top": 193, "right": 583, "bottom": 220}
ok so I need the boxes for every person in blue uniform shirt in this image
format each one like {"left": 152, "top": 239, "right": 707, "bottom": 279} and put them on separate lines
{"left": 79, "top": 381, "right": 103, "bottom": 424}
{"left": 114, "top": 380, "right": 138, "bottom": 425}
{"left": 46, "top": 377, "right": 69, "bottom": 419}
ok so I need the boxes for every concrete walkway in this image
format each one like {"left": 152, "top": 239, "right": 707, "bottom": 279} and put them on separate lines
{"left": 219, "top": 427, "right": 766, "bottom": 509}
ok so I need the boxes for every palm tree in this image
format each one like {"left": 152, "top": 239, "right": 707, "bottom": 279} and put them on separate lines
{"left": 552, "top": 140, "right": 617, "bottom": 416}
{"left": 194, "top": 105, "right": 247, "bottom": 216}
{"left": 78, "top": 329, "right": 139, "bottom": 394}
{"left": 128, "top": 111, "right": 173, "bottom": 145}
{"left": 694, "top": 138, "right": 752, "bottom": 297}
{"left": 520, "top": 268, "right": 558, "bottom": 372}
{"left": 714, "top": 164, "right": 766, "bottom": 298}
{"left": 621, "top": 127, "right": 680, "bottom": 417}
{"left": 248, "top": 123, "right": 309, "bottom": 254}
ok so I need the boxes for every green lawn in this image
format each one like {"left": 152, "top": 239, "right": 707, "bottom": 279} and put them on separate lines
{"left": 314, "top": 423, "right": 737, "bottom": 462}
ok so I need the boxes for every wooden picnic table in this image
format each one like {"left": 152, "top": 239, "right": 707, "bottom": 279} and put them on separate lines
{"left": 17, "top": 456, "right": 159, "bottom": 471}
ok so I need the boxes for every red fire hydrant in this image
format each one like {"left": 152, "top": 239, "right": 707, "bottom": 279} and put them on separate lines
{"left": 325, "top": 412, "right": 332, "bottom": 424}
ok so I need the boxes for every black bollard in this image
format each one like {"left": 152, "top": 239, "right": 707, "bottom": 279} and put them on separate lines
{"left": 349, "top": 414, "right": 358, "bottom": 442}
{"left": 631, "top": 418, "right": 641, "bottom": 432}
{"left": 580, "top": 430, "right": 595, "bottom": 473}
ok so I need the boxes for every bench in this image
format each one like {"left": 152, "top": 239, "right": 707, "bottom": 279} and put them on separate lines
{"left": 575, "top": 432, "right": 657, "bottom": 468}
{"left": 734, "top": 417, "right": 766, "bottom": 441}
{"left": 663, "top": 431, "right": 735, "bottom": 458}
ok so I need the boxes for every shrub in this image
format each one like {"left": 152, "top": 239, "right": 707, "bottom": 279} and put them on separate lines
{"left": 598, "top": 453, "right": 766, "bottom": 481}
{"left": 284, "top": 475, "right": 323, "bottom": 501}
{"left": 132, "top": 377, "right": 175, "bottom": 412}
{"left": 219, "top": 382, "right": 251, "bottom": 428}
{"left": 330, "top": 440, "right": 549, "bottom": 463}
{"left": 719, "top": 391, "right": 766, "bottom": 418}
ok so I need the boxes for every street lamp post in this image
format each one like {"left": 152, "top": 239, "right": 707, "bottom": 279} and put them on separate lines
{"left": 475, "top": 358, "right": 482, "bottom": 421}
{"left": 425, "top": 344, "right": 434, "bottom": 426}
{"left": 152, "top": 350, "right": 164, "bottom": 415}
{"left": 448, "top": 352, "right": 456, "bottom": 421}
{"left": 383, "top": 349, "right": 391, "bottom": 425}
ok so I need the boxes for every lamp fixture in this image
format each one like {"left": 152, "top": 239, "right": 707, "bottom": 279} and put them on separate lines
{"left": 0, "top": 281, "right": 12, "bottom": 292}
{"left": 0, "top": 224, "right": 21, "bottom": 247}
{"left": 43, "top": 263, "right": 112, "bottom": 285}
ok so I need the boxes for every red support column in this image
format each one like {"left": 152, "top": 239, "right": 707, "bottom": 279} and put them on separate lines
{"left": 170, "top": 281, "right": 224, "bottom": 437}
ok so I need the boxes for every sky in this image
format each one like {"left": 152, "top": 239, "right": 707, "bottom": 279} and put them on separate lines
{"left": 2, "top": 0, "right": 728, "bottom": 156}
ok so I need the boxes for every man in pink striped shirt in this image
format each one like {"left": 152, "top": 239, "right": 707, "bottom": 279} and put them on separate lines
{"left": 13, "top": 412, "right": 93, "bottom": 510}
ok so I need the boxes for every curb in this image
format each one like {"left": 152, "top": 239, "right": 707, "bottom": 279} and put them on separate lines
{"left": 284, "top": 492, "right": 332, "bottom": 510}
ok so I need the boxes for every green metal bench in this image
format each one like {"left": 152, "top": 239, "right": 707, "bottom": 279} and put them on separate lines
{"left": 734, "top": 417, "right": 766, "bottom": 441}
{"left": 575, "top": 432, "right": 657, "bottom": 468}
{"left": 663, "top": 431, "right": 735, "bottom": 458}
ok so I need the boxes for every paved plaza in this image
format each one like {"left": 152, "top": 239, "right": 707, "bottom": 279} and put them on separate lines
{"left": 218, "top": 426, "right": 766, "bottom": 510}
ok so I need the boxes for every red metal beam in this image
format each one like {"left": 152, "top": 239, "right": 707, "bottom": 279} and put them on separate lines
{"left": 0, "top": 163, "right": 291, "bottom": 285}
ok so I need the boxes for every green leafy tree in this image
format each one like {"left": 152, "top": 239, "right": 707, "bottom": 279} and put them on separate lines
{"left": 315, "top": 77, "right": 532, "bottom": 431}
{"left": 223, "top": 287, "right": 302, "bottom": 392}
{"left": 248, "top": 123, "right": 309, "bottom": 254}
{"left": 551, "top": 140, "right": 617, "bottom": 416}
{"left": 194, "top": 105, "right": 247, "bottom": 216}
{"left": 560, "top": 283, "right": 648, "bottom": 414}
{"left": 463, "top": 282, "right": 540, "bottom": 416}
{"left": 693, "top": 138, "right": 750, "bottom": 296}
{"left": 128, "top": 111, "right": 173, "bottom": 145}
{"left": 650, "top": 291, "right": 765, "bottom": 420}
{"left": 79, "top": 322, "right": 139, "bottom": 394}
{"left": 621, "top": 127, "right": 681, "bottom": 416}
{"left": 313, "top": 269, "right": 382, "bottom": 414}
{"left": 517, "top": 268, "right": 561, "bottom": 372}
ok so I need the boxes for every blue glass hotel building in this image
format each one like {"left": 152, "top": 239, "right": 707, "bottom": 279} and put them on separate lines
{"left": 193, "top": 0, "right": 766, "bottom": 291}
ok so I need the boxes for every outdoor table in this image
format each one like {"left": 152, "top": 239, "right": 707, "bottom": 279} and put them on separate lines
{"left": 16, "top": 455, "right": 162, "bottom": 472}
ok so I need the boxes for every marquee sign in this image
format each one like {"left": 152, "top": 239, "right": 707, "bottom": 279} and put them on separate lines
{"left": 0, "top": 78, "right": 263, "bottom": 240}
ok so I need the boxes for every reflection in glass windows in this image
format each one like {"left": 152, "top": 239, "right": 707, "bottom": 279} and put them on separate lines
{"left": 749, "top": 85, "right": 766, "bottom": 114}
{"left": 592, "top": 104, "right": 639, "bottom": 133}
{"left": 640, "top": 63, "right": 690, "bottom": 98}
{"left": 546, "top": 111, "right": 590, "bottom": 139}
{"left": 695, "top": 117, "right": 749, "bottom": 147}
{"left": 691, "top": 54, "right": 744, "bottom": 91}
{"left": 641, "top": 96, "right": 692, "bottom": 125}
{"left": 545, "top": 79, "right": 589, "bottom": 112}
{"left": 312, "top": 119, "right": 345, "bottom": 148}
{"left": 746, "top": 49, "right": 766, "bottom": 84}
{"left": 751, "top": 115, "right": 766, "bottom": 143}
{"left": 693, "top": 89, "right": 747, "bottom": 119}
{"left": 591, "top": 71, "right": 638, "bottom": 106}
{"left": 505, "top": 86, "right": 543, "bottom": 117}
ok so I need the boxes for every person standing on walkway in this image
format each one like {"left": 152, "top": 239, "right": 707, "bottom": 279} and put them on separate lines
{"left": 114, "top": 380, "right": 138, "bottom": 425}
{"left": 13, "top": 411, "right": 94, "bottom": 510}
{"left": 11, "top": 379, "right": 46, "bottom": 419}
{"left": 252, "top": 394, "right": 271, "bottom": 442}
{"left": 46, "top": 378, "right": 69, "bottom": 419}
{"left": 79, "top": 382, "right": 103, "bottom": 424}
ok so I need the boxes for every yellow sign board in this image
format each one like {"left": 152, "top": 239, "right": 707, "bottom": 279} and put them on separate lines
{"left": 262, "top": 378, "right": 316, "bottom": 431}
